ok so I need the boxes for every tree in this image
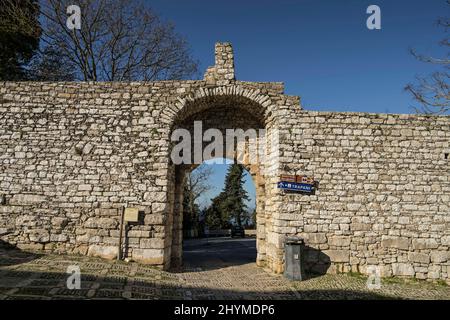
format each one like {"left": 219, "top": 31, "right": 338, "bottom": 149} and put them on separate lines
{"left": 27, "top": 45, "right": 75, "bottom": 81}
{"left": 183, "top": 165, "right": 213, "bottom": 234}
{"left": 203, "top": 164, "right": 253, "bottom": 229}
{"left": 0, "top": 0, "right": 41, "bottom": 80}
{"left": 219, "top": 164, "right": 249, "bottom": 227}
{"left": 405, "top": 2, "right": 449, "bottom": 114}
{"left": 39, "top": 0, "right": 198, "bottom": 81}
{"left": 182, "top": 183, "right": 199, "bottom": 234}
{"left": 249, "top": 208, "right": 257, "bottom": 229}
{"left": 204, "top": 195, "right": 228, "bottom": 229}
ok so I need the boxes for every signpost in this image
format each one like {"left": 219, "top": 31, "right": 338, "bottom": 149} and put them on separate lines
{"left": 124, "top": 207, "right": 139, "bottom": 223}
{"left": 118, "top": 206, "right": 140, "bottom": 261}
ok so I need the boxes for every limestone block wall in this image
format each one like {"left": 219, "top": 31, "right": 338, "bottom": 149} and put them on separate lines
{"left": 277, "top": 110, "right": 450, "bottom": 280}
{"left": 0, "top": 81, "right": 189, "bottom": 265}
{"left": 204, "top": 43, "right": 235, "bottom": 85}
{"left": 0, "top": 79, "right": 286, "bottom": 271}
{"left": 0, "top": 42, "right": 449, "bottom": 280}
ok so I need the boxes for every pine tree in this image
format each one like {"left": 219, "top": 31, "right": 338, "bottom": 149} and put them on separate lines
{"left": 220, "top": 164, "right": 249, "bottom": 227}
{"left": 203, "top": 164, "right": 250, "bottom": 229}
{"left": 28, "top": 45, "right": 75, "bottom": 81}
{"left": 205, "top": 195, "right": 227, "bottom": 229}
{"left": 0, "top": 0, "right": 41, "bottom": 80}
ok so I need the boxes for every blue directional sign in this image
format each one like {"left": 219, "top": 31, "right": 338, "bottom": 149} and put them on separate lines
{"left": 277, "top": 181, "right": 314, "bottom": 193}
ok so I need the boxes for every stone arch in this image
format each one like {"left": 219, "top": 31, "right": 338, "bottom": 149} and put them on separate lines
{"left": 162, "top": 85, "right": 275, "bottom": 130}
{"left": 164, "top": 86, "right": 277, "bottom": 270}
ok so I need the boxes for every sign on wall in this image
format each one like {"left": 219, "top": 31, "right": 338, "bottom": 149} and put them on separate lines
{"left": 278, "top": 175, "right": 316, "bottom": 193}
{"left": 296, "top": 175, "right": 314, "bottom": 184}
{"left": 124, "top": 207, "right": 139, "bottom": 222}
{"left": 280, "top": 174, "right": 296, "bottom": 182}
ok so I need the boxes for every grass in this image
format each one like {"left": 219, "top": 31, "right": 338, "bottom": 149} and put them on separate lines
{"left": 345, "top": 270, "right": 449, "bottom": 287}
{"left": 435, "top": 279, "right": 449, "bottom": 287}
{"left": 345, "top": 271, "right": 368, "bottom": 280}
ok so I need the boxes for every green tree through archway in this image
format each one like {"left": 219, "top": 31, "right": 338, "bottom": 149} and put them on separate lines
{"left": 219, "top": 164, "right": 250, "bottom": 227}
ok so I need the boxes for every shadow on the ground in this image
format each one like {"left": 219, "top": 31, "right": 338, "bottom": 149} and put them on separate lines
{"left": 0, "top": 268, "right": 398, "bottom": 300}
{"left": 302, "top": 245, "right": 331, "bottom": 280}
{"left": 0, "top": 240, "right": 42, "bottom": 267}
{"left": 179, "top": 238, "right": 332, "bottom": 281}
{"left": 180, "top": 237, "right": 257, "bottom": 272}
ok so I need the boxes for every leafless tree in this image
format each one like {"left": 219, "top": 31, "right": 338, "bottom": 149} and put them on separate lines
{"left": 183, "top": 165, "right": 214, "bottom": 230}
{"left": 38, "top": 0, "right": 198, "bottom": 81}
{"left": 185, "top": 165, "right": 214, "bottom": 213}
{"left": 405, "top": 4, "right": 449, "bottom": 115}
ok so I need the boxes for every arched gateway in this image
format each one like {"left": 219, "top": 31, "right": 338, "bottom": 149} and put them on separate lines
{"left": 167, "top": 87, "right": 275, "bottom": 269}
{"left": 164, "top": 44, "right": 288, "bottom": 272}
{"left": 0, "top": 43, "right": 449, "bottom": 280}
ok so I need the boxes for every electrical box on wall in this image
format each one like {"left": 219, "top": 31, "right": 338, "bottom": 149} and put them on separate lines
{"left": 124, "top": 207, "right": 139, "bottom": 222}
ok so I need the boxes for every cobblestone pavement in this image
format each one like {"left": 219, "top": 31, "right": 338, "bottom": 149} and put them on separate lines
{"left": 0, "top": 243, "right": 449, "bottom": 300}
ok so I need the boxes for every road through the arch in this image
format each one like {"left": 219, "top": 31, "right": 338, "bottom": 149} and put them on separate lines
{"left": 183, "top": 237, "right": 257, "bottom": 270}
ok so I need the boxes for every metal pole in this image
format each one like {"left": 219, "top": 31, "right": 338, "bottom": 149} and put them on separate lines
{"left": 117, "top": 205, "right": 125, "bottom": 261}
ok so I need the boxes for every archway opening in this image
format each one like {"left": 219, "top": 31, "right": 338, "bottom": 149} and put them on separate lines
{"left": 182, "top": 158, "right": 257, "bottom": 270}
{"left": 166, "top": 95, "right": 272, "bottom": 270}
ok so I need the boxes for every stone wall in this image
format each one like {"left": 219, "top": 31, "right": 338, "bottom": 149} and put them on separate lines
{"left": 0, "top": 42, "right": 449, "bottom": 281}
{"left": 204, "top": 43, "right": 235, "bottom": 85}
{"left": 0, "top": 81, "right": 187, "bottom": 264}
{"left": 278, "top": 111, "right": 450, "bottom": 280}
{"left": 0, "top": 77, "right": 287, "bottom": 270}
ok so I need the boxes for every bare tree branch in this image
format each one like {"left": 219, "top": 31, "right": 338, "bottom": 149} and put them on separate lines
{"left": 37, "top": 0, "right": 198, "bottom": 81}
{"left": 186, "top": 165, "right": 214, "bottom": 204}
{"left": 406, "top": 3, "right": 449, "bottom": 115}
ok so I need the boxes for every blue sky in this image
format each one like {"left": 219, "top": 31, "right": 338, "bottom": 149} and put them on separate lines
{"left": 151, "top": 0, "right": 447, "bottom": 114}
{"left": 196, "top": 159, "right": 256, "bottom": 211}
{"left": 150, "top": 0, "right": 448, "bottom": 208}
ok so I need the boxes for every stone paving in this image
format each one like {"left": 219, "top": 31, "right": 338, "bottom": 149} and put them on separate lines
{"left": 0, "top": 244, "right": 449, "bottom": 300}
